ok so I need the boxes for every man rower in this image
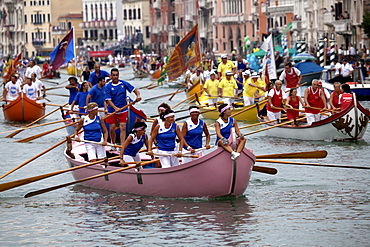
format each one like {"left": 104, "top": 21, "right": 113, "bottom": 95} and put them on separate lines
{"left": 266, "top": 80, "right": 286, "bottom": 123}
{"left": 203, "top": 71, "right": 220, "bottom": 106}
{"left": 304, "top": 79, "right": 327, "bottom": 125}
{"left": 279, "top": 61, "right": 302, "bottom": 96}
{"left": 218, "top": 70, "right": 238, "bottom": 105}
{"left": 88, "top": 63, "right": 110, "bottom": 88}
{"left": 217, "top": 55, "right": 236, "bottom": 79}
{"left": 2, "top": 74, "right": 21, "bottom": 103}
{"left": 86, "top": 76, "right": 107, "bottom": 118}
{"left": 243, "top": 72, "right": 265, "bottom": 106}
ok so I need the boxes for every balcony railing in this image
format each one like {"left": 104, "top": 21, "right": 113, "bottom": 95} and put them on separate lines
{"left": 153, "top": 1, "right": 161, "bottom": 9}
{"left": 218, "top": 15, "right": 242, "bottom": 24}
{"left": 323, "top": 12, "right": 334, "bottom": 27}
{"left": 32, "top": 40, "right": 45, "bottom": 46}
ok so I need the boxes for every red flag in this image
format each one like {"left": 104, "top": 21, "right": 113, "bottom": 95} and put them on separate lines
{"left": 50, "top": 28, "right": 75, "bottom": 69}
{"left": 3, "top": 52, "right": 22, "bottom": 82}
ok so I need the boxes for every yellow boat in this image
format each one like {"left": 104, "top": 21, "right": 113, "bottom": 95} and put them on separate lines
{"left": 186, "top": 81, "right": 202, "bottom": 98}
{"left": 67, "top": 66, "right": 82, "bottom": 75}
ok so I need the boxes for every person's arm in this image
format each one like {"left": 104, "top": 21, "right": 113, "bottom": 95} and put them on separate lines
{"left": 203, "top": 122, "right": 211, "bottom": 149}
{"left": 119, "top": 135, "right": 133, "bottom": 163}
{"left": 100, "top": 119, "right": 108, "bottom": 145}
{"left": 87, "top": 74, "right": 93, "bottom": 88}
{"left": 150, "top": 118, "right": 159, "bottom": 137}
{"left": 298, "top": 96, "right": 305, "bottom": 106}
{"left": 218, "top": 83, "right": 223, "bottom": 97}
{"left": 304, "top": 88, "right": 310, "bottom": 107}
{"left": 180, "top": 122, "right": 194, "bottom": 153}
{"left": 73, "top": 119, "right": 84, "bottom": 141}
{"left": 329, "top": 93, "right": 336, "bottom": 109}
{"left": 86, "top": 94, "right": 92, "bottom": 106}
{"left": 147, "top": 125, "right": 159, "bottom": 155}
{"left": 297, "top": 74, "right": 302, "bottom": 85}
{"left": 2, "top": 87, "right": 8, "bottom": 101}
{"left": 285, "top": 96, "right": 292, "bottom": 108}
{"left": 174, "top": 125, "right": 186, "bottom": 156}
{"left": 234, "top": 121, "right": 245, "bottom": 140}
{"left": 215, "top": 121, "right": 224, "bottom": 140}
{"left": 133, "top": 88, "right": 142, "bottom": 102}
{"left": 320, "top": 90, "right": 327, "bottom": 109}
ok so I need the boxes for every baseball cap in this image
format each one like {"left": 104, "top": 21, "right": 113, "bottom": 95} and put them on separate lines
{"left": 225, "top": 71, "right": 233, "bottom": 76}
{"left": 343, "top": 58, "right": 348, "bottom": 62}
{"left": 318, "top": 81, "right": 323, "bottom": 86}
{"left": 209, "top": 71, "right": 216, "bottom": 75}
{"left": 221, "top": 55, "right": 228, "bottom": 59}
{"left": 243, "top": 70, "right": 251, "bottom": 76}
{"left": 251, "top": 72, "right": 259, "bottom": 78}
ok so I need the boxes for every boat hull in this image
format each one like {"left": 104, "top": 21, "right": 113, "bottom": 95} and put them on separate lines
{"left": 65, "top": 143, "right": 255, "bottom": 198}
{"left": 261, "top": 100, "right": 370, "bottom": 141}
{"left": 2, "top": 94, "right": 45, "bottom": 122}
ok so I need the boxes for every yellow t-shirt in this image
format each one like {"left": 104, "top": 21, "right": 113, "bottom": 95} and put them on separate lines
{"left": 204, "top": 78, "right": 219, "bottom": 98}
{"left": 217, "top": 60, "right": 235, "bottom": 78}
{"left": 218, "top": 78, "right": 237, "bottom": 97}
{"left": 243, "top": 78, "right": 266, "bottom": 97}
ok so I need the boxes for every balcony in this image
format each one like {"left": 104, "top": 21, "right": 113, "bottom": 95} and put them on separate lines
{"left": 168, "top": 25, "right": 176, "bottom": 32}
{"left": 153, "top": 1, "right": 161, "bottom": 9}
{"left": 267, "top": 4, "right": 293, "bottom": 14}
{"left": 323, "top": 13, "right": 334, "bottom": 27}
{"left": 261, "top": 4, "right": 268, "bottom": 14}
{"left": 185, "top": 14, "right": 193, "bottom": 22}
{"left": 218, "top": 15, "right": 242, "bottom": 24}
{"left": 152, "top": 26, "right": 160, "bottom": 34}
{"left": 199, "top": 29, "right": 206, "bottom": 39}
{"left": 32, "top": 39, "right": 45, "bottom": 47}
{"left": 211, "top": 16, "right": 218, "bottom": 24}
{"left": 199, "top": 0, "right": 206, "bottom": 9}
{"left": 292, "top": 20, "right": 302, "bottom": 30}
{"left": 334, "top": 19, "right": 352, "bottom": 35}
{"left": 251, "top": 5, "right": 259, "bottom": 14}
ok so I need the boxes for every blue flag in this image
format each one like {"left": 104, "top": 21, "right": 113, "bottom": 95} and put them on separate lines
{"left": 50, "top": 28, "right": 75, "bottom": 69}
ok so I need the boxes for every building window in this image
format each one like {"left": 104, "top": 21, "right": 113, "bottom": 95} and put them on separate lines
{"left": 47, "top": 0, "right": 49, "bottom": 4}
{"left": 123, "top": 9, "right": 127, "bottom": 20}
{"left": 133, "top": 9, "right": 136, "bottom": 20}
{"left": 31, "top": 14, "right": 33, "bottom": 22}
{"left": 84, "top": 30, "right": 88, "bottom": 38}
{"left": 105, "top": 4, "right": 108, "bottom": 20}
{"left": 146, "top": 26, "right": 150, "bottom": 38}
{"left": 223, "top": 26, "right": 225, "bottom": 38}
{"left": 24, "top": 1, "right": 26, "bottom": 6}
{"left": 129, "top": 9, "right": 132, "bottom": 20}
{"left": 138, "top": 8, "right": 141, "bottom": 19}
{"left": 223, "top": 42, "right": 226, "bottom": 51}
{"left": 48, "top": 31, "right": 51, "bottom": 42}
{"left": 215, "top": 26, "right": 218, "bottom": 38}
{"left": 110, "top": 3, "right": 113, "bottom": 20}
{"left": 91, "top": 4, "right": 94, "bottom": 19}
{"left": 26, "top": 33, "right": 28, "bottom": 42}
{"left": 47, "top": 14, "right": 50, "bottom": 22}
{"left": 43, "top": 14, "right": 45, "bottom": 23}
{"left": 30, "top": 1, "right": 32, "bottom": 6}
{"left": 25, "top": 15, "right": 27, "bottom": 23}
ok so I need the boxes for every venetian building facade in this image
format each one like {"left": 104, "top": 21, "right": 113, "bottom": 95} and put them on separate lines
{"left": 81, "top": 0, "right": 118, "bottom": 51}
{"left": 0, "top": 0, "right": 24, "bottom": 57}
{"left": 121, "top": 0, "right": 150, "bottom": 52}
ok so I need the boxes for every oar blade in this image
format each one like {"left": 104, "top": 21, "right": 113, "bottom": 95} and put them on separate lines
{"left": 252, "top": 165, "right": 277, "bottom": 175}
{"left": 256, "top": 150, "right": 328, "bottom": 159}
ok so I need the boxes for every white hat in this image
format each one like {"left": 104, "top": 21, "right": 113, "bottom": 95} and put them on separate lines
{"left": 243, "top": 70, "right": 251, "bottom": 76}
{"left": 225, "top": 70, "right": 233, "bottom": 76}
{"left": 209, "top": 71, "right": 216, "bottom": 75}
{"left": 221, "top": 55, "right": 228, "bottom": 59}
{"left": 251, "top": 72, "right": 259, "bottom": 78}
{"left": 258, "top": 69, "right": 263, "bottom": 73}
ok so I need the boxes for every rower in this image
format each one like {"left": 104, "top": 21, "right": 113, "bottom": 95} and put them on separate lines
{"left": 304, "top": 80, "right": 327, "bottom": 125}
{"left": 317, "top": 80, "right": 331, "bottom": 120}
{"left": 243, "top": 72, "right": 265, "bottom": 106}
{"left": 23, "top": 77, "right": 40, "bottom": 101}
{"left": 203, "top": 71, "right": 220, "bottom": 106}
{"left": 2, "top": 75, "right": 21, "bottom": 104}
{"left": 30, "top": 73, "right": 46, "bottom": 99}
{"left": 338, "top": 84, "right": 353, "bottom": 111}
{"left": 70, "top": 82, "right": 89, "bottom": 115}
{"left": 329, "top": 82, "right": 342, "bottom": 111}
{"left": 218, "top": 70, "right": 238, "bottom": 105}
{"left": 217, "top": 54, "right": 236, "bottom": 79}
{"left": 181, "top": 106, "right": 211, "bottom": 163}
{"left": 150, "top": 103, "right": 171, "bottom": 137}
{"left": 285, "top": 88, "right": 304, "bottom": 126}
{"left": 86, "top": 76, "right": 107, "bottom": 118}
{"left": 215, "top": 104, "right": 246, "bottom": 160}
{"left": 65, "top": 76, "right": 80, "bottom": 106}
{"left": 279, "top": 61, "right": 302, "bottom": 97}
{"left": 266, "top": 80, "right": 286, "bottom": 124}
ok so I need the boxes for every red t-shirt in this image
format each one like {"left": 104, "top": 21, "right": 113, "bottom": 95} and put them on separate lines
{"left": 339, "top": 93, "right": 353, "bottom": 111}
{"left": 305, "top": 87, "right": 322, "bottom": 114}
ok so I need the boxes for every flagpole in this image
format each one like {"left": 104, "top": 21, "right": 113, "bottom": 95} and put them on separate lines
{"left": 73, "top": 27, "right": 77, "bottom": 79}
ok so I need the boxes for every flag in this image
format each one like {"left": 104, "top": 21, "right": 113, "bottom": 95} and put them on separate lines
{"left": 50, "top": 28, "right": 75, "bottom": 69}
{"left": 3, "top": 52, "right": 22, "bottom": 82}
{"left": 165, "top": 24, "right": 201, "bottom": 81}
{"left": 261, "top": 34, "right": 277, "bottom": 81}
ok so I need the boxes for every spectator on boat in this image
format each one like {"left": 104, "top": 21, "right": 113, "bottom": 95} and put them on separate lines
{"left": 87, "top": 57, "right": 95, "bottom": 70}
{"left": 304, "top": 80, "right": 327, "bottom": 125}
{"left": 22, "top": 77, "right": 40, "bottom": 101}
{"left": 329, "top": 82, "right": 342, "bottom": 110}
{"left": 80, "top": 66, "right": 91, "bottom": 82}
{"left": 88, "top": 63, "right": 110, "bottom": 88}
{"left": 105, "top": 68, "right": 141, "bottom": 148}
{"left": 30, "top": 73, "right": 46, "bottom": 98}
{"left": 189, "top": 69, "right": 204, "bottom": 87}
{"left": 25, "top": 60, "right": 42, "bottom": 79}
{"left": 285, "top": 88, "right": 305, "bottom": 126}
{"left": 217, "top": 55, "right": 235, "bottom": 79}
{"left": 181, "top": 106, "right": 211, "bottom": 163}
{"left": 86, "top": 77, "right": 107, "bottom": 118}
{"left": 218, "top": 70, "right": 238, "bottom": 105}
{"left": 65, "top": 76, "right": 80, "bottom": 105}
{"left": 147, "top": 109, "right": 185, "bottom": 168}
{"left": 215, "top": 104, "right": 246, "bottom": 161}
{"left": 338, "top": 84, "right": 353, "bottom": 111}
{"left": 328, "top": 59, "right": 343, "bottom": 83}
{"left": 341, "top": 59, "right": 354, "bottom": 83}
{"left": 2, "top": 74, "right": 21, "bottom": 103}
{"left": 243, "top": 72, "right": 266, "bottom": 106}
{"left": 203, "top": 71, "right": 220, "bottom": 107}
{"left": 266, "top": 80, "right": 286, "bottom": 123}
{"left": 70, "top": 82, "right": 89, "bottom": 115}
{"left": 74, "top": 102, "right": 108, "bottom": 162}
{"left": 119, "top": 121, "right": 149, "bottom": 167}
{"left": 279, "top": 61, "right": 302, "bottom": 97}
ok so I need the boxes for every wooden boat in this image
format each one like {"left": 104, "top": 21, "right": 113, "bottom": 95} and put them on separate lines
{"left": 150, "top": 69, "right": 161, "bottom": 80}
{"left": 64, "top": 141, "right": 255, "bottom": 198}
{"left": 2, "top": 94, "right": 45, "bottom": 122}
{"left": 321, "top": 68, "right": 370, "bottom": 100}
{"left": 259, "top": 98, "right": 370, "bottom": 141}
{"left": 186, "top": 81, "right": 202, "bottom": 98}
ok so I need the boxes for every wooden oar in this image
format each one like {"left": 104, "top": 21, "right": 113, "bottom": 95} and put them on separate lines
{"left": 0, "top": 118, "right": 80, "bottom": 135}
{"left": 6, "top": 103, "right": 68, "bottom": 138}
{"left": 151, "top": 153, "right": 199, "bottom": 158}
{"left": 230, "top": 99, "right": 267, "bottom": 118}
{"left": 143, "top": 89, "right": 186, "bottom": 102}
{"left": 176, "top": 107, "right": 218, "bottom": 121}
{"left": 172, "top": 90, "right": 204, "bottom": 109}
{"left": 256, "top": 150, "right": 327, "bottom": 159}
{"left": 304, "top": 106, "right": 337, "bottom": 113}
{"left": 256, "top": 159, "right": 370, "bottom": 170}
{"left": 16, "top": 122, "right": 77, "bottom": 143}
{"left": 24, "top": 159, "right": 159, "bottom": 198}
{"left": 45, "top": 93, "right": 69, "bottom": 97}
{"left": 210, "top": 95, "right": 240, "bottom": 99}
{"left": 169, "top": 85, "right": 186, "bottom": 101}
{"left": 73, "top": 139, "right": 121, "bottom": 148}
{"left": 244, "top": 116, "right": 307, "bottom": 136}
{"left": 252, "top": 165, "right": 277, "bottom": 174}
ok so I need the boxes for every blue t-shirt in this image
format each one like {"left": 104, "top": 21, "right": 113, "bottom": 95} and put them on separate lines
{"left": 67, "top": 84, "right": 80, "bottom": 104}
{"left": 73, "top": 91, "right": 89, "bottom": 114}
{"left": 236, "top": 76, "right": 243, "bottom": 90}
{"left": 237, "top": 62, "right": 247, "bottom": 71}
{"left": 83, "top": 116, "right": 103, "bottom": 142}
{"left": 88, "top": 84, "right": 106, "bottom": 107}
{"left": 215, "top": 117, "right": 234, "bottom": 144}
{"left": 124, "top": 133, "right": 146, "bottom": 157}
{"left": 157, "top": 122, "right": 177, "bottom": 151}
{"left": 105, "top": 80, "right": 135, "bottom": 113}
{"left": 184, "top": 119, "right": 204, "bottom": 149}
{"left": 88, "top": 70, "right": 110, "bottom": 87}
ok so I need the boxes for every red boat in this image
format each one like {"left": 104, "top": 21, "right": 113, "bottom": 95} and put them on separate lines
{"left": 2, "top": 94, "right": 45, "bottom": 122}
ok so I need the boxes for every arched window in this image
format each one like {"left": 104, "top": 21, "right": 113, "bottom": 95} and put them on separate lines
{"left": 123, "top": 9, "right": 127, "bottom": 20}
{"left": 138, "top": 8, "right": 141, "bottom": 19}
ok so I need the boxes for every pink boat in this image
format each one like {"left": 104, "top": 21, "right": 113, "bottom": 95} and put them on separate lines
{"left": 65, "top": 140, "right": 256, "bottom": 198}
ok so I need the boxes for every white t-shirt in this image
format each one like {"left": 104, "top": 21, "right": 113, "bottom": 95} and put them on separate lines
{"left": 33, "top": 79, "right": 44, "bottom": 93}
{"left": 23, "top": 83, "right": 39, "bottom": 100}
{"left": 341, "top": 63, "right": 354, "bottom": 77}
{"left": 4, "top": 82, "right": 21, "bottom": 101}
{"left": 25, "top": 65, "right": 42, "bottom": 79}
{"left": 334, "top": 63, "right": 343, "bottom": 76}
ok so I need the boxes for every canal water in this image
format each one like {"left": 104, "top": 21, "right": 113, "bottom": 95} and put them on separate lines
{"left": 0, "top": 66, "right": 369, "bottom": 246}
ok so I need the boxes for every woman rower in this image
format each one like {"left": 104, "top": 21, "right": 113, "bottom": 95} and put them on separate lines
{"left": 119, "top": 121, "right": 149, "bottom": 166}
{"left": 150, "top": 103, "right": 171, "bottom": 136}
{"left": 215, "top": 103, "right": 246, "bottom": 160}
{"left": 329, "top": 82, "right": 342, "bottom": 111}
{"left": 338, "top": 84, "right": 353, "bottom": 111}
{"left": 74, "top": 102, "right": 108, "bottom": 162}
{"left": 181, "top": 106, "right": 211, "bottom": 163}
{"left": 147, "top": 109, "right": 185, "bottom": 168}
{"left": 70, "top": 81, "right": 89, "bottom": 115}
{"left": 285, "top": 88, "right": 304, "bottom": 126}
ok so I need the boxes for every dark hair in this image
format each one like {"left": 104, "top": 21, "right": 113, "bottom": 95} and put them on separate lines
{"left": 68, "top": 76, "right": 78, "bottom": 83}
{"left": 218, "top": 103, "right": 228, "bottom": 117}
{"left": 342, "top": 84, "right": 351, "bottom": 93}
{"left": 111, "top": 68, "right": 119, "bottom": 74}
{"left": 98, "top": 76, "right": 105, "bottom": 83}
{"left": 80, "top": 82, "right": 88, "bottom": 92}
{"left": 289, "top": 88, "right": 297, "bottom": 96}
{"left": 129, "top": 121, "right": 147, "bottom": 134}
{"left": 158, "top": 103, "right": 171, "bottom": 110}
{"left": 284, "top": 61, "right": 292, "bottom": 67}
{"left": 160, "top": 109, "right": 174, "bottom": 121}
